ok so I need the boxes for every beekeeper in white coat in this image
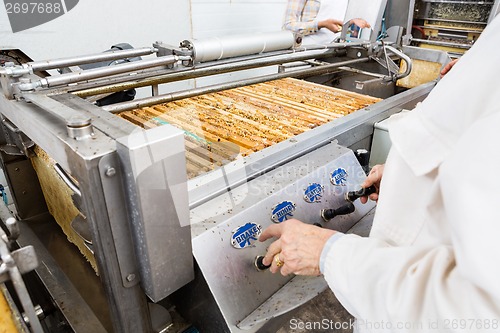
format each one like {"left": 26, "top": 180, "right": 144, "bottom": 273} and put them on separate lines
{"left": 259, "top": 13, "right": 500, "bottom": 333}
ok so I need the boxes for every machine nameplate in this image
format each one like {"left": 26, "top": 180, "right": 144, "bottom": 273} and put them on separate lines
{"left": 303, "top": 183, "right": 324, "bottom": 203}
{"left": 231, "top": 223, "right": 263, "bottom": 249}
{"left": 270, "top": 201, "right": 296, "bottom": 223}
{"left": 330, "top": 167, "right": 349, "bottom": 186}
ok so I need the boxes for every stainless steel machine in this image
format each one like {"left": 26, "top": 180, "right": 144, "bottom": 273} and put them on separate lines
{"left": 0, "top": 2, "right": 453, "bottom": 332}
{"left": 412, "top": 0, "right": 500, "bottom": 56}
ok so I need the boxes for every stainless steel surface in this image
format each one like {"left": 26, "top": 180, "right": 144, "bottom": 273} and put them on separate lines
{"left": 183, "top": 31, "right": 298, "bottom": 63}
{"left": 411, "top": 38, "right": 473, "bottom": 49}
{"left": 383, "top": 45, "right": 413, "bottom": 81}
{"left": 117, "top": 125, "right": 193, "bottom": 301}
{"left": 70, "top": 214, "right": 92, "bottom": 244}
{"left": 238, "top": 276, "right": 327, "bottom": 329}
{"left": 0, "top": 91, "right": 152, "bottom": 332}
{"left": 98, "top": 153, "right": 141, "bottom": 289}
{"left": 22, "top": 93, "right": 94, "bottom": 139}
{"left": 1, "top": 157, "right": 47, "bottom": 220}
{"left": 16, "top": 218, "right": 109, "bottom": 333}
{"left": 402, "top": 45, "right": 451, "bottom": 65}
{"left": 53, "top": 163, "right": 81, "bottom": 196}
{"left": 190, "top": 143, "right": 375, "bottom": 332}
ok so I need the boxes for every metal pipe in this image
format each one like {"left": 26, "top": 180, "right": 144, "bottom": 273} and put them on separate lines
{"left": 411, "top": 38, "right": 472, "bottom": 49}
{"left": 20, "top": 56, "right": 178, "bottom": 90}
{"left": 337, "top": 66, "right": 386, "bottom": 78}
{"left": 25, "top": 47, "right": 158, "bottom": 72}
{"left": 54, "top": 164, "right": 81, "bottom": 197}
{"left": 102, "top": 57, "right": 370, "bottom": 113}
{"left": 73, "top": 45, "right": 361, "bottom": 98}
{"left": 384, "top": 45, "right": 412, "bottom": 81}
{"left": 184, "top": 31, "right": 298, "bottom": 63}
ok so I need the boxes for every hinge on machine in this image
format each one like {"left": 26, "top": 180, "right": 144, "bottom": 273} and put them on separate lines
{"left": 0, "top": 115, "right": 35, "bottom": 158}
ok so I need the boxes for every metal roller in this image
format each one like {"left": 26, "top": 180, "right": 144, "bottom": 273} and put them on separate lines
{"left": 181, "top": 31, "right": 299, "bottom": 63}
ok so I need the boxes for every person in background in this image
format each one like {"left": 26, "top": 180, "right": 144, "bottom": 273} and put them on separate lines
{"left": 260, "top": 13, "right": 500, "bottom": 333}
{"left": 283, "top": 0, "right": 371, "bottom": 45}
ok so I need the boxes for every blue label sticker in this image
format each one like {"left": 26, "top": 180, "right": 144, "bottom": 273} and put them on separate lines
{"left": 271, "top": 201, "right": 296, "bottom": 223}
{"left": 303, "top": 183, "right": 324, "bottom": 203}
{"left": 331, "top": 168, "right": 348, "bottom": 186}
{"left": 231, "top": 223, "right": 263, "bottom": 249}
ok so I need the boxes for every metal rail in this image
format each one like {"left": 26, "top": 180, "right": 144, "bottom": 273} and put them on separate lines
{"left": 25, "top": 47, "right": 158, "bottom": 72}
{"left": 65, "top": 43, "right": 367, "bottom": 98}
{"left": 384, "top": 45, "right": 413, "bottom": 81}
{"left": 411, "top": 38, "right": 473, "bottom": 49}
{"left": 19, "top": 56, "right": 178, "bottom": 91}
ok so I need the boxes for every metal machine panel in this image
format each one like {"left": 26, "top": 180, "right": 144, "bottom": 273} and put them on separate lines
{"left": 117, "top": 125, "right": 193, "bottom": 302}
{"left": 190, "top": 141, "right": 375, "bottom": 332}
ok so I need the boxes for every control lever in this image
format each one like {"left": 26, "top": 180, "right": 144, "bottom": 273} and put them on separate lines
{"left": 321, "top": 185, "right": 377, "bottom": 222}
{"left": 344, "top": 185, "right": 377, "bottom": 202}
{"left": 321, "top": 202, "right": 355, "bottom": 222}
{"left": 254, "top": 255, "right": 271, "bottom": 271}
{"left": 254, "top": 222, "right": 323, "bottom": 271}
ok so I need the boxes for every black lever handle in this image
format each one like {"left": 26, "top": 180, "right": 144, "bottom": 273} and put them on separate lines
{"left": 321, "top": 202, "right": 355, "bottom": 222}
{"left": 345, "top": 185, "right": 377, "bottom": 202}
{"left": 254, "top": 255, "right": 271, "bottom": 271}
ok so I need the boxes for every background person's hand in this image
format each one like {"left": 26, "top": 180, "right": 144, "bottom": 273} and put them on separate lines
{"left": 348, "top": 18, "right": 371, "bottom": 29}
{"left": 259, "top": 219, "right": 336, "bottom": 276}
{"left": 318, "top": 18, "right": 343, "bottom": 33}
{"left": 360, "top": 164, "right": 384, "bottom": 204}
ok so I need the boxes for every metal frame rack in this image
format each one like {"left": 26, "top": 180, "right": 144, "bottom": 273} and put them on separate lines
{"left": 411, "top": 0, "right": 500, "bottom": 56}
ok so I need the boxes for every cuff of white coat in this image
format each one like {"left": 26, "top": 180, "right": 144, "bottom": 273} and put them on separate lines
{"left": 320, "top": 232, "right": 344, "bottom": 274}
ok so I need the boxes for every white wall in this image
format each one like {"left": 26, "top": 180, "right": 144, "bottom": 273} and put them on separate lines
{"left": 190, "top": 0, "right": 288, "bottom": 86}
{"left": 191, "top": 0, "right": 286, "bottom": 38}
{"left": 0, "top": 0, "right": 192, "bottom": 61}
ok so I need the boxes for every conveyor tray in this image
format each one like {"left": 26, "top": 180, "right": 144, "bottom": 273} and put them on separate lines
{"left": 118, "top": 78, "right": 380, "bottom": 178}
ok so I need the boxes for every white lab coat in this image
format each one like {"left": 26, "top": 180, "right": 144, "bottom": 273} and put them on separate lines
{"left": 322, "top": 15, "right": 500, "bottom": 332}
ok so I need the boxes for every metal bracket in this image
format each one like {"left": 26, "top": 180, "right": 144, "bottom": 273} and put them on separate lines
{"left": 0, "top": 115, "right": 35, "bottom": 158}
{"left": 98, "top": 154, "right": 140, "bottom": 288}
{"left": 21, "top": 93, "right": 94, "bottom": 140}
{"left": 152, "top": 41, "right": 186, "bottom": 69}
{"left": 0, "top": 63, "right": 21, "bottom": 99}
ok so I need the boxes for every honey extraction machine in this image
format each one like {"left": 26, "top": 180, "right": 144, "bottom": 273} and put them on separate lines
{"left": 0, "top": 1, "right": 458, "bottom": 332}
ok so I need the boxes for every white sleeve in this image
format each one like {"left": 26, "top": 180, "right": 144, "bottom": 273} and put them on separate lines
{"left": 322, "top": 112, "right": 500, "bottom": 330}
